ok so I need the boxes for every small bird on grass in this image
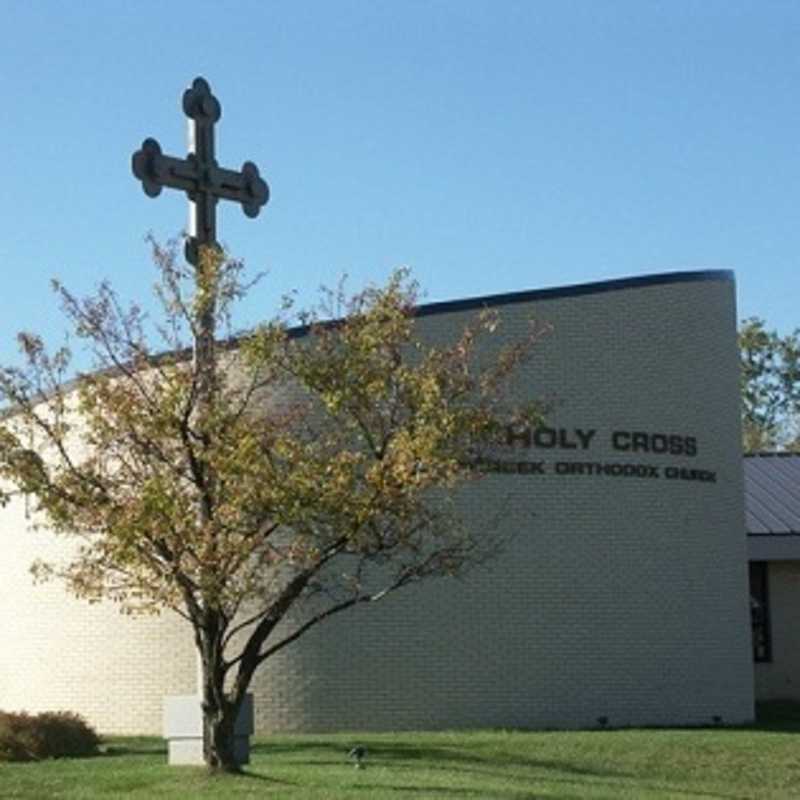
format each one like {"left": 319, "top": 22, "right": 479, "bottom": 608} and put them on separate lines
{"left": 347, "top": 745, "right": 367, "bottom": 768}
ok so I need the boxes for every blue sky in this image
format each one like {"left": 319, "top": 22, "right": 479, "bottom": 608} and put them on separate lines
{"left": 0, "top": 1, "right": 797, "bottom": 365}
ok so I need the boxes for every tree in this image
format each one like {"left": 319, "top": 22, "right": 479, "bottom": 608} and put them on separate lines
{"left": 0, "top": 242, "right": 542, "bottom": 773}
{"left": 739, "top": 317, "right": 800, "bottom": 452}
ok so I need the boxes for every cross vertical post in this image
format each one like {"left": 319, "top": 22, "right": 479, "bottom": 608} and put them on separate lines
{"left": 184, "top": 78, "right": 220, "bottom": 265}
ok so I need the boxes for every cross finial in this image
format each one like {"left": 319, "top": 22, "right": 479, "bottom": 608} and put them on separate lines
{"left": 182, "top": 77, "right": 221, "bottom": 123}
{"left": 132, "top": 76, "right": 269, "bottom": 266}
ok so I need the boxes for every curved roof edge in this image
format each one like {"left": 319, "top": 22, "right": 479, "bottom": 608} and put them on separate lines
{"left": 414, "top": 269, "right": 735, "bottom": 318}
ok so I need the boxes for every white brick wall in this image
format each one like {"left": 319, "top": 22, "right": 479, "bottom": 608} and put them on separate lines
{"left": 0, "top": 272, "right": 754, "bottom": 733}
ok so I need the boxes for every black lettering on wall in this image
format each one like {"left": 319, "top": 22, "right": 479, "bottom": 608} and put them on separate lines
{"left": 533, "top": 427, "right": 557, "bottom": 449}
{"left": 632, "top": 432, "right": 650, "bottom": 453}
{"left": 506, "top": 425, "right": 699, "bottom": 457}
{"left": 668, "top": 435, "right": 683, "bottom": 455}
{"left": 506, "top": 424, "right": 532, "bottom": 448}
{"left": 558, "top": 429, "right": 578, "bottom": 449}
{"left": 650, "top": 433, "right": 668, "bottom": 454}
{"left": 612, "top": 431, "right": 630, "bottom": 450}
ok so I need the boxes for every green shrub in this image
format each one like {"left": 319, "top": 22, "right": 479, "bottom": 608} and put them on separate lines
{"left": 0, "top": 710, "right": 100, "bottom": 762}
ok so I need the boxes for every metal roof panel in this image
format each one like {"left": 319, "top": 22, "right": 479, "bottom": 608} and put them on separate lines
{"left": 745, "top": 454, "right": 800, "bottom": 536}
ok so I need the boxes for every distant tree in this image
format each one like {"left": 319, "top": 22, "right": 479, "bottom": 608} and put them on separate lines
{"left": 0, "top": 243, "right": 543, "bottom": 773}
{"left": 739, "top": 317, "right": 800, "bottom": 452}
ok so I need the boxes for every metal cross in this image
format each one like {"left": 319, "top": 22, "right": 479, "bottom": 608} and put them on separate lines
{"left": 132, "top": 77, "right": 269, "bottom": 266}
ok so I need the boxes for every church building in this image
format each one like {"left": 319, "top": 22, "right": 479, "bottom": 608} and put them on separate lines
{"left": 0, "top": 269, "right": 757, "bottom": 733}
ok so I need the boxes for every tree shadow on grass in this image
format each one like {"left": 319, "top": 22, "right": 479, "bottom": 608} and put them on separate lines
{"left": 352, "top": 784, "right": 505, "bottom": 798}
{"left": 252, "top": 739, "right": 634, "bottom": 785}
{"left": 250, "top": 740, "right": 750, "bottom": 799}
{"left": 99, "top": 740, "right": 295, "bottom": 785}
{"left": 255, "top": 739, "right": 628, "bottom": 778}
{"left": 354, "top": 766, "right": 748, "bottom": 800}
{"left": 210, "top": 769, "right": 297, "bottom": 787}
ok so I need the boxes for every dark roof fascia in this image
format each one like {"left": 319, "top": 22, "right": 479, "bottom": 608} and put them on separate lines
{"left": 748, "top": 535, "right": 800, "bottom": 561}
{"left": 412, "top": 269, "right": 734, "bottom": 319}
{"left": 745, "top": 452, "right": 800, "bottom": 459}
{"left": 281, "top": 269, "right": 735, "bottom": 339}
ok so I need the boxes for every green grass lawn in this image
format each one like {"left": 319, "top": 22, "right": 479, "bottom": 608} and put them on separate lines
{"left": 2, "top": 704, "right": 800, "bottom": 799}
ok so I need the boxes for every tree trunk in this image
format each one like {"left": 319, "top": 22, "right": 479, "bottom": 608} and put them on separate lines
{"left": 202, "top": 693, "right": 240, "bottom": 773}
{"left": 192, "top": 246, "right": 234, "bottom": 773}
{"left": 196, "top": 615, "right": 244, "bottom": 773}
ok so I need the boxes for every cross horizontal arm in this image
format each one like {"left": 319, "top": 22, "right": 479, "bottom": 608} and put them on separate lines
{"left": 212, "top": 162, "right": 269, "bottom": 218}
{"left": 132, "top": 138, "right": 197, "bottom": 198}
{"left": 132, "top": 138, "right": 269, "bottom": 217}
